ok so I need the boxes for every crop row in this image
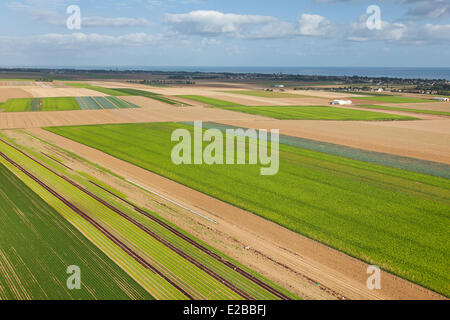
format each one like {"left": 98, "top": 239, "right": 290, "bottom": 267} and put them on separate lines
{"left": 0, "top": 153, "right": 153, "bottom": 300}
{"left": 0, "top": 137, "right": 293, "bottom": 300}
{"left": 45, "top": 122, "right": 450, "bottom": 297}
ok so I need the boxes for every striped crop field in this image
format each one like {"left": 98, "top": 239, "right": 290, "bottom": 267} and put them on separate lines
{"left": 215, "top": 105, "right": 417, "bottom": 120}
{"left": 92, "top": 97, "right": 117, "bottom": 109}
{"left": 45, "top": 122, "right": 450, "bottom": 297}
{"left": 111, "top": 88, "right": 180, "bottom": 105}
{"left": 107, "top": 96, "right": 140, "bottom": 108}
{"left": 31, "top": 98, "right": 41, "bottom": 111}
{"left": 0, "top": 160, "right": 153, "bottom": 300}
{"left": 0, "top": 96, "right": 140, "bottom": 112}
{"left": 66, "top": 84, "right": 179, "bottom": 105}
{"left": 0, "top": 136, "right": 295, "bottom": 300}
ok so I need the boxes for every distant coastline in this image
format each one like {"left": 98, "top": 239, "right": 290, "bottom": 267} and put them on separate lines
{"left": 2, "top": 66, "right": 450, "bottom": 81}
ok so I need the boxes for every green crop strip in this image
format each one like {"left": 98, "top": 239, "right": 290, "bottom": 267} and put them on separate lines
{"left": 356, "top": 105, "right": 450, "bottom": 116}
{"left": 216, "top": 105, "right": 417, "bottom": 120}
{"left": 0, "top": 137, "right": 291, "bottom": 300}
{"left": 111, "top": 88, "right": 179, "bottom": 105}
{"left": 177, "top": 95, "right": 243, "bottom": 107}
{"left": 45, "top": 122, "right": 450, "bottom": 297}
{"left": 356, "top": 96, "right": 436, "bottom": 103}
{"left": 0, "top": 160, "right": 153, "bottom": 300}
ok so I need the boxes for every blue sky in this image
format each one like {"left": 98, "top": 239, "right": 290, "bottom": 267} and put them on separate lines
{"left": 0, "top": 0, "right": 449, "bottom": 67}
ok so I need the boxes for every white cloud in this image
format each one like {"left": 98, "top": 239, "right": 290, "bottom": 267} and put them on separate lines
{"left": 347, "top": 15, "right": 408, "bottom": 42}
{"left": 298, "top": 14, "right": 333, "bottom": 36}
{"left": 164, "top": 10, "right": 277, "bottom": 36}
{"left": 82, "top": 17, "right": 152, "bottom": 28}
{"left": 347, "top": 14, "right": 450, "bottom": 44}
{"left": 165, "top": 10, "right": 335, "bottom": 40}
{"left": 0, "top": 32, "right": 162, "bottom": 54}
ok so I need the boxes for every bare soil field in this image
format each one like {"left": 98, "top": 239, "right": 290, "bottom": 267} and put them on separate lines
{"left": 332, "top": 105, "right": 437, "bottom": 119}
{"left": 0, "top": 88, "right": 32, "bottom": 102}
{"left": 211, "top": 92, "right": 332, "bottom": 106}
{"left": 220, "top": 118, "right": 450, "bottom": 164}
{"left": 0, "top": 81, "right": 37, "bottom": 86}
{"left": 24, "top": 87, "right": 107, "bottom": 98}
{"left": 20, "top": 128, "right": 445, "bottom": 300}
{"left": 380, "top": 101, "right": 450, "bottom": 112}
{"left": 284, "top": 89, "right": 372, "bottom": 99}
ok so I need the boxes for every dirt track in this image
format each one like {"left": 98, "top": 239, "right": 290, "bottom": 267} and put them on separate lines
{"left": 24, "top": 128, "right": 446, "bottom": 300}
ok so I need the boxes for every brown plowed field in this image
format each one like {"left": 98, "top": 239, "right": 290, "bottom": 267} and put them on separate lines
{"left": 380, "top": 101, "right": 450, "bottom": 112}
{"left": 220, "top": 118, "right": 450, "bottom": 164}
{"left": 24, "top": 128, "right": 446, "bottom": 300}
{"left": 0, "top": 88, "right": 32, "bottom": 102}
{"left": 24, "top": 87, "right": 107, "bottom": 98}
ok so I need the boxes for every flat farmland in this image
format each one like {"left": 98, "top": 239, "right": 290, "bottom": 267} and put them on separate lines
{"left": 356, "top": 96, "right": 435, "bottom": 103}
{"left": 66, "top": 83, "right": 128, "bottom": 96}
{"left": 178, "top": 95, "right": 243, "bottom": 107}
{"left": 0, "top": 97, "right": 81, "bottom": 112}
{"left": 179, "top": 93, "right": 329, "bottom": 107}
{"left": 45, "top": 122, "right": 450, "bottom": 297}
{"left": 355, "top": 104, "right": 450, "bottom": 117}
{"left": 0, "top": 136, "right": 293, "bottom": 300}
{"left": 220, "top": 90, "right": 307, "bottom": 98}
{"left": 0, "top": 161, "right": 153, "bottom": 300}
{"left": 0, "top": 96, "right": 139, "bottom": 113}
{"left": 0, "top": 98, "right": 33, "bottom": 112}
{"left": 67, "top": 84, "right": 179, "bottom": 105}
{"left": 41, "top": 97, "right": 81, "bottom": 111}
{"left": 25, "top": 87, "right": 106, "bottom": 98}
{"left": 0, "top": 88, "right": 32, "bottom": 102}
{"left": 216, "top": 105, "right": 417, "bottom": 120}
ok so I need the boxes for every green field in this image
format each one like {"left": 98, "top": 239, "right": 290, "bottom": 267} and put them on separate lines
{"left": 0, "top": 98, "right": 32, "bottom": 112}
{"left": 0, "top": 136, "right": 293, "bottom": 300}
{"left": 356, "top": 105, "right": 450, "bottom": 116}
{"left": 178, "top": 95, "right": 242, "bottom": 107}
{"left": 0, "top": 161, "right": 153, "bottom": 300}
{"left": 45, "top": 122, "right": 450, "bottom": 297}
{"left": 220, "top": 90, "right": 305, "bottom": 98}
{"left": 111, "top": 88, "right": 179, "bottom": 105}
{"left": 0, "top": 97, "right": 81, "bottom": 112}
{"left": 41, "top": 97, "right": 81, "bottom": 111}
{"left": 217, "top": 105, "right": 417, "bottom": 120}
{"left": 357, "top": 96, "right": 435, "bottom": 103}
